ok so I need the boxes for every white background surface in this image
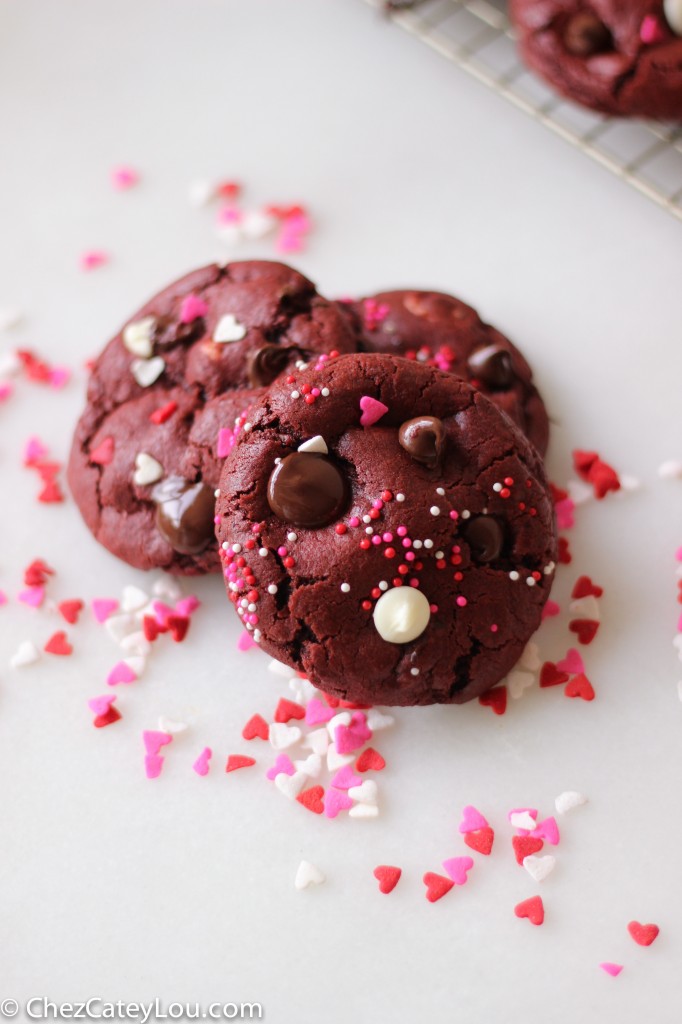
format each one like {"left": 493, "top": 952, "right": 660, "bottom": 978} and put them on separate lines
{"left": 1, "top": 1, "right": 681, "bottom": 1021}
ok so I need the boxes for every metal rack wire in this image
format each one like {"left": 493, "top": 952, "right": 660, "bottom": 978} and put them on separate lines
{"left": 365, "top": 0, "right": 682, "bottom": 222}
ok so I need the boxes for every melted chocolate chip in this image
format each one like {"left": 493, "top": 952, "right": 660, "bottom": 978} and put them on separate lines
{"left": 461, "top": 515, "right": 505, "bottom": 563}
{"left": 152, "top": 476, "right": 216, "bottom": 554}
{"left": 564, "top": 12, "right": 613, "bottom": 57}
{"left": 467, "top": 344, "right": 515, "bottom": 390}
{"left": 248, "top": 344, "right": 299, "bottom": 387}
{"left": 398, "top": 416, "right": 446, "bottom": 469}
{"left": 267, "top": 452, "right": 348, "bottom": 528}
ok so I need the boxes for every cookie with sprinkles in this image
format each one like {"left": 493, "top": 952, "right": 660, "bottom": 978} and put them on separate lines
{"left": 215, "top": 352, "right": 558, "bottom": 705}
{"left": 346, "top": 289, "right": 549, "bottom": 456}
{"left": 68, "top": 261, "right": 358, "bottom": 574}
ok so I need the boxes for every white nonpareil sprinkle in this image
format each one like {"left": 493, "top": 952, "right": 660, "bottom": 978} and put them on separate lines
{"left": 526, "top": 577, "right": 536, "bottom": 587}
{"left": 509, "top": 570, "right": 520, "bottom": 581}
{"left": 290, "top": 391, "right": 300, "bottom": 399}
{"left": 267, "top": 584, "right": 278, "bottom": 594}
{"left": 340, "top": 583, "right": 351, "bottom": 593}
{"left": 658, "top": 460, "right": 682, "bottom": 480}
{"left": 396, "top": 493, "right": 405, "bottom": 502}
{"left": 259, "top": 548, "right": 268, "bottom": 557}
{"left": 287, "top": 532, "right": 298, "bottom": 542}
{"left": 436, "top": 487, "right": 445, "bottom": 496}
{"left": 321, "top": 387, "right": 330, "bottom": 397}
{"left": 430, "top": 506, "right": 440, "bottom": 516}
{"left": 423, "top": 539, "right": 434, "bottom": 549}
{"left": 461, "top": 509, "right": 471, "bottom": 519}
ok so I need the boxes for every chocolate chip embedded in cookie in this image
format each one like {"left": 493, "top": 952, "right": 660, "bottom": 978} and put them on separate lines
{"left": 215, "top": 352, "right": 557, "bottom": 706}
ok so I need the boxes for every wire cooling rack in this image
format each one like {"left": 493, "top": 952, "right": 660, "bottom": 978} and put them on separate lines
{"left": 366, "top": 0, "right": 682, "bottom": 222}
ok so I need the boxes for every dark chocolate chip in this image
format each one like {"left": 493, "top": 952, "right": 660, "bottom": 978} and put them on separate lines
{"left": 461, "top": 515, "right": 505, "bottom": 563}
{"left": 564, "top": 12, "right": 613, "bottom": 57}
{"left": 467, "top": 344, "right": 515, "bottom": 390}
{"left": 398, "top": 416, "right": 445, "bottom": 469}
{"left": 248, "top": 344, "right": 297, "bottom": 387}
{"left": 152, "top": 476, "right": 216, "bottom": 554}
{"left": 267, "top": 452, "right": 348, "bottom": 528}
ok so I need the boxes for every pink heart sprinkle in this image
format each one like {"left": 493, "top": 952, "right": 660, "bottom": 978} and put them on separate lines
{"left": 217, "top": 427, "right": 235, "bottom": 458}
{"left": 88, "top": 694, "right": 116, "bottom": 715}
{"left": 305, "top": 697, "right": 334, "bottom": 726}
{"left": 18, "top": 586, "right": 45, "bottom": 608}
{"left": 143, "top": 730, "right": 173, "bottom": 756}
{"left": 179, "top": 294, "right": 208, "bottom": 324}
{"left": 145, "top": 754, "right": 164, "bottom": 780}
{"left": 80, "top": 250, "right": 109, "bottom": 271}
{"left": 175, "top": 595, "right": 200, "bottom": 617}
{"left": 111, "top": 165, "right": 139, "bottom": 190}
{"left": 217, "top": 204, "right": 242, "bottom": 225}
{"left": 152, "top": 600, "right": 174, "bottom": 626}
{"left": 442, "top": 856, "right": 474, "bottom": 885}
{"left": 0, "top": 383, "right": 13, "bottom": 402}
{"left": 237, "top": 630, "right": 256, "bottom": 651}
{"left": 359, "top": 395, "right": 389, "bottom": 428}
{"left": 556, "top": 648, "right": 585, "bottom": 675}
{"left": 640, "top": 14, "right": 664, "bottom": 43}
{"left": 24, "top": 436, "right": 48, "bottom": 465}
{"left": 0, "top": 590, "right": 7, "bottom": 606}
{"left": 530, "top": 816, "right": 560, "bottom": 846}
{"left": 335, "top": 711, "right": 372, "bottom": 754}
{"left": 107, "top": 661, "right": 137, "bottom": 686}
{"left": 92, "top": 598, "right": 118, "bottom": 623}
{"left": 193, "top": 747, "right": 212, "bottom": 776}
{"left": 459, "top": 805, "right": 489, "bottom": 833}
{"left": 554, "top": 498, "right": 575, "bottom": 531}
{"left": 599, "top": 963, "right": 623, "bottom": 978}
{"left": 266, "top": 754, "right": 295, "bottom": 780}
{"left": 542, "top": 599, "right": 561, "bottom": 620}
{"left": 331, "top": 765, "right": 362, "bottom": 790}
{"left": 323, "top": 787, "right": 353, "bottom": 819}
{"left": 676, "top": 547, "right": 682, "bottom": 562}
{"left": 48, "top": 367, "right": 70, "bottom": 389}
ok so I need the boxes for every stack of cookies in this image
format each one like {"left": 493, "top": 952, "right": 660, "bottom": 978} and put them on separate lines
{"left": 68, "top": 261, "right": 557, "bottom": 706}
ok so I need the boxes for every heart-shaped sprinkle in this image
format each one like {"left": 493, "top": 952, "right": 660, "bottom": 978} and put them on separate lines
{"left": 120, "top": 631, "right": 151, "bottom": 657}
{"left": 131, "top": 355, "right": 165, "bottom": 388}
{"left": 44, "top": 631, "right": 72, "bottom": 656}
{"left": 423, "top": 872, "right": 454, "bottom": 902}
{"left": 542, "top": 599, "right": 561, "bottom": 619}
{"left": 92, "top": 598, "right": 118, "bottom": 623}
{"left": 294, "top": 860, "right": 325, "bottom": 890}
{"left": 266, "top": 754, "right": 295, "bottom": 780}
{"left": 572, "top": 575, "right": 603, "bottom": 600}
{"left": 38, "top": 480, "right": 63, "bottom": 503}
{"left": 513, "top": 836, "right": 544, "bottom": 864}
{"left": 296, "top": 786, "right": 325, "bottom": 814}
{"left": 94, "top": 706, "right": 122, "bottom": 728}
{"left": 599, "top": 962, "right": 623, "bottom": 977}
{"left": 58, "top": 599, "right": 83, "bottom": 624}
{"left": 569, "top": 594, "right": 600, "bottom": 621}
{"left": 530, "top": 817, "right": 560, "bottom": 845}
{"left": 19, "top": 586, "right": 45, "bottom": 608}
{"left": 374, "top": 865, "right": 402, "bottom": 894}
{"left": 335, "top": 714, "right": 372, "bottom": 754}
{"left": 564, "top": 673, "right": 595, "bottom": 701}
{"left": 225, "top": 754, "right": 256, "bottom": 773}
{"left": 366, "top": 708, "right": 395, "bottom": 731}
{"left": 349, "top": 801, "right": 379, "bottom": 819}
{"left": 298, "top": 435, "right": 328, "bottom": 455}
{"left": 242, "top": 713, "right": 269, "bottom": 741}
{"left": 180, "top": 294, "right": 208, "bottom": 324}
{"left": 359, "top": 395, "right": 389, "bottom": 428}
{"left": 143, "top": 730, "right": 173, "bottom": 756}
{"left": 305, "top": 697, "right": 334, "bottom": 726}
{"left": 269, "top": 722, "right": 302, "bottom": 750}
{"left": 569, "top": 618, "right": 600, "bottom": 645}
{"left": 213, "top": 313, "right": 247, "bottom": 343}
{"left": 10, "top": 640, "right": 40, "bottom": 668}
{"left": 107, "top": 660, "right": 138, "bottom": 685}
{"left": 442, "top": 856, "right": 474, "bottom": 885}
{"left": 157, "top": 717, "right": 186, "bottom": 734}
{"left": 274, "top": 698, "right": 306, "bottom": 723}
{"left": 459, "top": 805, "right": 489, "bottom": 834}
{"left": 523, "top": 854, "right": 556, "bottom": 882}
{"left": 193, "top": 748, "right": 212, "bottom": 776}
{"left": 167, "top": 615, "right": 190, "bottom": 643}
{"left": 123, "top": 317, "right": 155, "bottom": 357}
{"left": 540, "top": 662, "right": 569, "bottom": 688}
{"left": 640, "top": 13, "right": 665, "bottom": 43}
{"left": 327, "top": 710, "right": 352, "bottom": 738}
{"left": 323, "top": 787, "right": 354, "bottom": 818}
{"left": 348, "top": 779, "right": 378, "bottom": 804}
{"left": 275, "top": 770, "right": 306, "bottom": 800}
{"left": 23, "top": 436, "right": 48, "bottom": 465}
{"left": 217, "top": 427, "right": 235, "bottom": 458}
{"left": 294, "top": 754, "right": 322, "bottom": 778}
{"left": 509, "top": 811, "right": 538, "bottom": 831}
{"left": 133, "top": 451, "right": 163, "bottom": 486}
{"left": 88, "top": 694, "right": 116, "bottom": 716}
{"left": 556, "top": 648, "right": 585, "bottom": 675}
{"left": 89, "top": 437, "right": 115, "bottom": 466}
{"left": 145, "top": 755, "right": 164, "bottom": 780}
{"left": 150, "top": 400, "right": 178, "bottom": 425}
{"left": 331, "top": 765, "right": 362, "bottom": 790}
{"left": 515, "top": 896, "right": 544, "bottom": 926}
{"left": 627, "top": 921, "right": 659, "bottom": 946}
{"left": 355, "top": 747, "right": 386, "bottom": 773}
{"left": 555, "top": 791, "right": 588, "bottom": 815}
{"left": 300, "top": 729, "right": 328, "bottom": 757}
{"left": 464, "top": 827, "right": 494, "bottom": 855}
{"left": 478, "top": 686, "right": 507, "bottom": 715}
{"left": 507, "top": 669, "right": 535, "bottom": 700}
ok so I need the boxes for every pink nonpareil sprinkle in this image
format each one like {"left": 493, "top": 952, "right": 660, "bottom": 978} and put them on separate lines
{"left": 111, "top": 165, "right": 139, "bottom": 190}
{"left": 80, "top": 250, "right": 109, "bottom": 271}
{"left": 193, "top": 747, "right": 212, "bottom": 776}
{"left": 0, "top": 590, "right": 7, "bottom": 606}
{"left": 179, "top": 294, "right": 208, "bottom": 324}
{"left": 217, "top": 427, "right": 235, "bottom": 458}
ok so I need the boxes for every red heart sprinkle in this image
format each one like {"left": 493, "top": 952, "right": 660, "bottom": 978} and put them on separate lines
{"left": 558, "top": 537, "right": 572, "bottom": 564}
{"left": 478, "top": 686, "right": 507, "bottom": 715}
{"left": 38, "top": 480, "right": 64, "bottom": 503}
{"left": 44, "top": 631, "right": 72, "bottom": 656}
{"left": 513, "top": 836, "right": 544, "bottom": 864}
{"left": 569, "top": 619, "right": 599, "bottom": 645}
{"left": 322, "top": 692, "right": 340, "bottom": 708}
{"left": 339, "top": 699, "right": 372, "bottom": 709}
{"left": 374, "top": 865, "right": 402, "bottom": 894}
{"left": 225, "top": 755, "right": 256, "bottom": 773}
{"left": 167, "top": 615, "right": 189, "bottom": 642}
{"left": 274, "top": 698, "right": 306, "bottom": 723}
{"left": 571, "top": 575, "right": 604, "bottom": 600}
{"left": 588, "top": 458, "right": 620, "bottom": 499}
{"left": 58, "top": 600, "right": 83, "bottom": 624}
{"left": 296, "top": 786, "right": 325, "bottom": 814}
{"left": 94, "top": 706, "right": 121, "bottom": 728}
{"left": 242, "top": 714, "right": 269, "bottom": 741}
{"left": 564, "top": 673, "right": 595, "bottom": 701}
{"left": 423, "top": 872, "right": 454, "bottom": 903}
{"left": 356, "top": 747, "right": 386, "bottom": 772}
{"left": 89, "top": 437, "right": 115, "bottom": 465}
{"left": 464, "top": 827, "right": 495, "bottom": 856}
{"left": 149, "top": 400, "right": 178, "bottom": 425}
{"left": 573, "top": 449, "right": 599, "bottom": 478}
{"left": 515, "top": 896, "right": 544, "bottom": 925}
{"left": 627, "top": 921, "right": 659, "bottom": 946}
{"left": 540, "top": 662, "right": 570, "bottom": 688}
{"left": 143, "top": 615, "right": 164, "bottom": 642}
{"left": 24, "top": 559, "right": 55, "bottom": 587}
{"left": 35, "top": 461, "right": 61, "bottom": 481}
{"left": 549, "top": 482, "right": 568, "bottom": 505}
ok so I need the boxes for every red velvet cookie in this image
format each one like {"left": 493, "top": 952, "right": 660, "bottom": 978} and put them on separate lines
{"left": 215, "top": 353, "right": 557, "bottom": 705}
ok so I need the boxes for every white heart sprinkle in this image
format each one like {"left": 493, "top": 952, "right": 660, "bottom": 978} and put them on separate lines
{"left": 119, "top": 631, "right": 152, "bottom": 657}
{"left": 213, "top": 313, "right": 247, "bottom": 343}
{"left": 510, "top": 811, "right": 537, "bottom": 830}
{"left": 121, "top": 584, "right": 150, "bottom": 613}
{"left": 0, "top": 307, "right": 22, "bottom": 332}
{"left": 302, "top": 728, "right": 329, "bottom": 755}
{"left": 294, "top": 860, "right": 325, "bottom": 890}
{"left": 326, "top": 711, "right": 352, "bottom": 740}
{"left": 241, "top": 209, "right": 277, "bottom": 239}
{"left": 618, "top": 474, "right": 640, "bottom": 493}
{"left": 268, "top": 659, "right": 293, "bottom": 678}
{"left": 214, "top": 223, "right": 242, "bottom": 247}
{"left": 567, "top": 479, "right": 593, "bottom": 505}
{"left": 659, "top": 460, "right": 682, "bottom": 480}
{"left": 123, "top": 316, "right": 155, "bottom": 357}
{"left": 348, "top": 780, "right": 378, "bottom": 805}
{"left": 0, "top": 349, "right": 22, "bottom": 377}
{"left": 10, "top": 640, "right": 40, "bottom": 668}
{"left": 523, "top": 854, "right": 556, "bottom": 882}
{"left": 555, "top": 791, "right": 588, "bottom": 815}
{"left": 152, "top": 576, "right": 183, "bottom": 602}
{"left": 268, "top": 722, "right": 302, "bottom": 750}
{"left": 158, "top": 716, "right": 188, "bottom": 734}
{"left": 188, "top": 178, "right": 216, "bottom": 208}
{"left": 133, "top": 452, "right": 163, "bottom": 487}
{"left": 124, "top": 655, "right": 146, "bottom": 678}
{"left": 569, "top": 595, "right": 600, "bottom": 620}
{"left": 297, "top": 435, "right": 328, "bottom": 455}
{"left": 508, "top": 669, "right": 535, "bottom": 700}
{"left": 349, "top": 802, "right": 379, "bottom": 819}
{"left": 326, "top": 746, "right": 355, "bottom": 771}
{"left": 288, "top": 675, "right": 318, "bottom": 703}
{"left": 366, "top": 708, "right": 395, "bottom": 731}
{"left": 131, "top": 355, "right": 165, "bottom": 388}
{"left": 519, "top": 641, "right": 541, "bottom": 672}
{"left": 294, "top": 754, "right": 322, "bottom": 778}
{"left": 275, "top": 771, "right": 306, "bottom": 800}
{"left": 104, "top": 613, "right": 139, "bottom": 645}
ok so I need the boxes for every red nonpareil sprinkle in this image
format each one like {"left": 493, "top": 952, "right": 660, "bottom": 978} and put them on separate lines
{"left": 296, "top": 786, "right": 325, "bottom": 814}
{"left": 242, "top": 714, "right": 269, "bottom": 741}
{"left": 58, "top": 600, "right": 84, "bottom": 624}
{"left": 149, "top": 401, "right": 178, "bottom": 425}
{"left": 355, "top": 747, "right": 386, "bottom": 772}
{"left": 225, "top": 754, "right": 256, "bottom": 773}
{"left": 423, "top": 872, "right": 454, "bottom": 903}
{"left": 44, "top": 631, "right": 72, "bottom": 656}
{"left": 569, "top": 619, "right": 600, "bottom": 645}
{"left": 374, "top": 865, "right": 402, "bottom": 894}
{"left": 564, "top": 673, "right": 595, "bottom": 701}
{"left": 274, "top": 698, "right": 306, "bottom": 723}
{"left": 464, "top": 828, "right": 495, "bottom": 855}
{"left": 512, "top": 836, "right": 544, "bottom": 864}
{"left": 478, "top": 686, "right": 507, "bottom": 715}
{"left": 515, "top": 896, "right": 544, "bottom": 926}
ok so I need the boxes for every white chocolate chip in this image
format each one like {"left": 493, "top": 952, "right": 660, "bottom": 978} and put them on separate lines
{"left": 133, "top": 452, "right": 163, "bottom": 486}
{"left": 123, "top": 316, "right": 155, "bottom": 357}
{"left": 373, "top": 586, "right": 431, "bottom": 644}
{"left": 131, "top": 355, "right": 165, "bottom": 388}
{"left": 213, "top": 313, "right": 247, "bottom": 343}
{"left": 297, "top": 435, "right": 328, "bottom": 455}
{"left": 664, "top": 0, "right": 682, "bottom": 35}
